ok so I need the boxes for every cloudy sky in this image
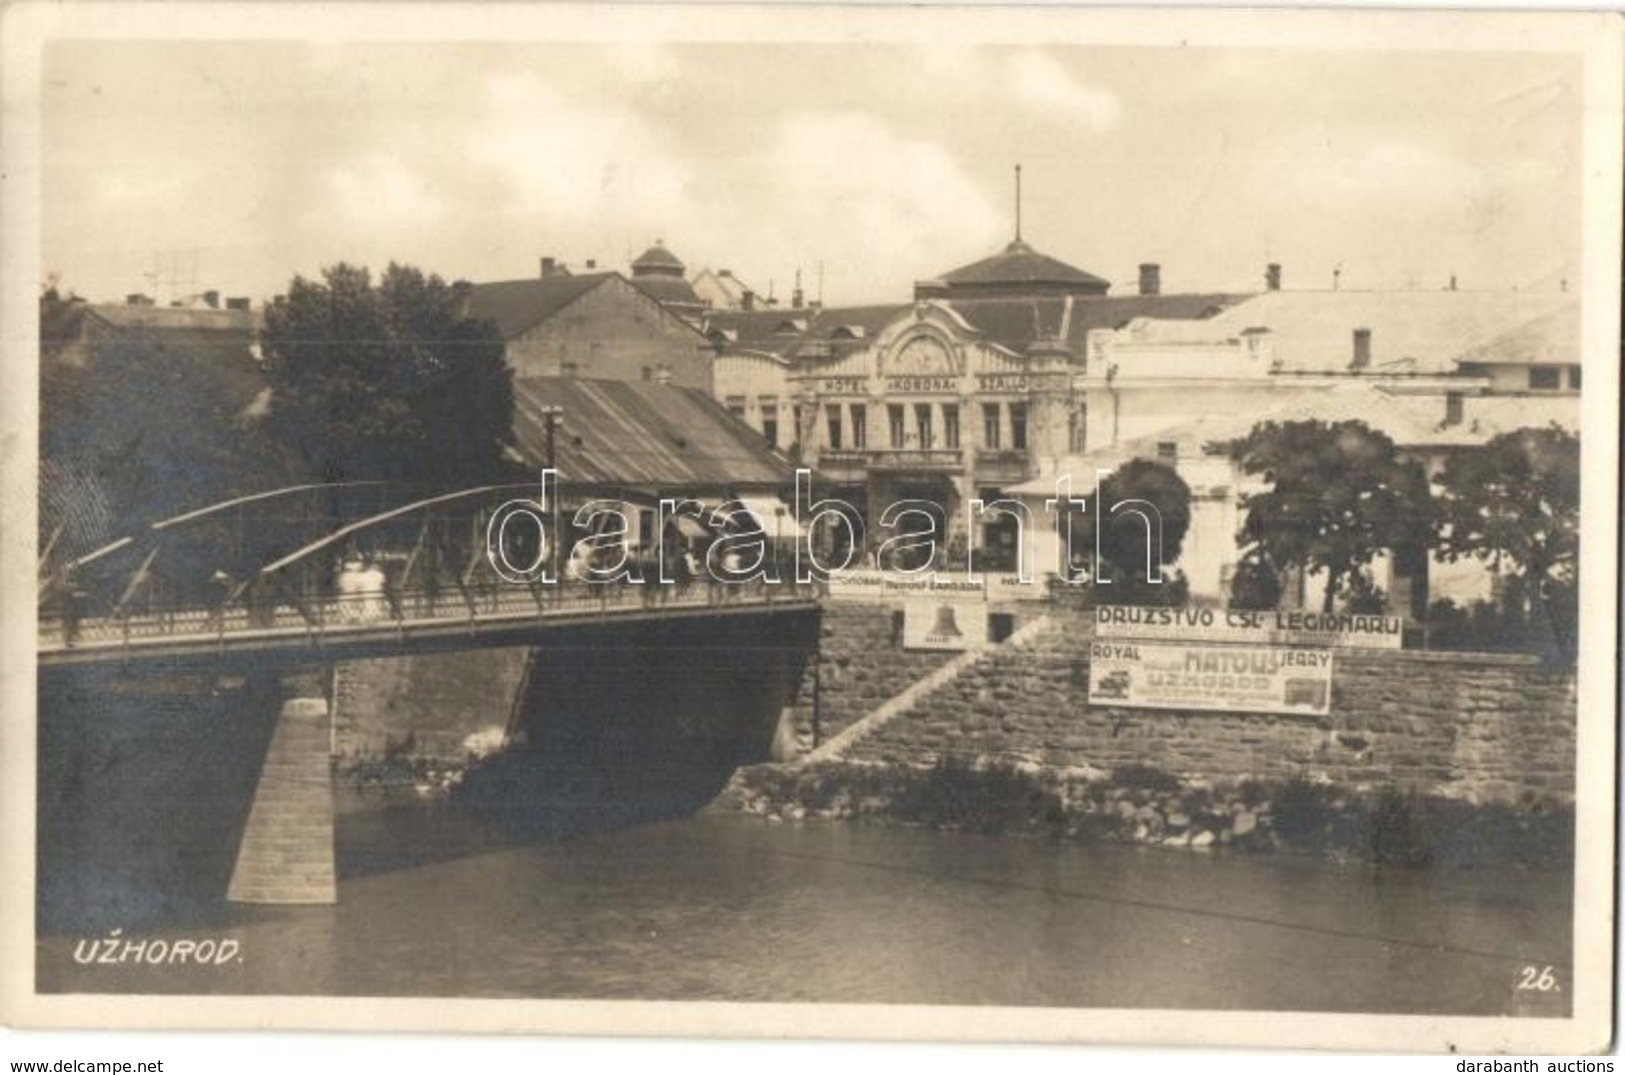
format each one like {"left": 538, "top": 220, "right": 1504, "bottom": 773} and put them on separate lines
{"left": 43, "top": 38, "right": 1581, "bottom": 306}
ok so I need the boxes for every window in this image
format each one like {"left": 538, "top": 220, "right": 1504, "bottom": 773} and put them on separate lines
{"left": 1009, "top": 403, "right": 1028, "bottom": 451}
{"left": 561, "top": 361, "right": 580, "bottom": 379}
{"left": 1070, "top": 410, "right": 1086, "bottom": 453}
{"left": 982, "top": 403, "right": 1002, "bottom": 450}
{"left": 826, "top": 404, "right": 843, "bottom": 450}
{"left": 1569, "top": 365, "right": 1583, "bottom": 390}
{"left": 850, "top": 404, "right": 867, "bottom": 449}
{"left": 1445, "top": 392, "right": 1464, "bottom": 426}
{"left": 914, "top": 403, "right": 934, "bottom": 449}
{"left": 1528, "top": 366, "right": 1562, "bottom": 390}
{"left": 725, "top": 395, "right": 747, "bottom": 421}
{"left": 1157, "top": 441, "right": 1177, "bottom": 462}
{"left": 888, "top": 404, "right": 906, "bottom": 449}
{"left": 942, "top": 404, "right": 960, "bottom": 449}
{"left": 761, "top": 414, "right": 778, "bottom": 448}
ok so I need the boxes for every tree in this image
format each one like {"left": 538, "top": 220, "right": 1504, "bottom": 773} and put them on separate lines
{"left": 39, "top": 280, "right": 284, "bottom": 532}
{"left": 1065, "top": 458, "right": 1193, "bottom": 604}
{"left": 1433, "top": 425, "right": 1579, "bottom": 651}
{"left": 259, "top": 262, "right": 516, "bottom": 488}
{"left": 1228, "top": 549, "right": 1283, "bottom": 611}
{"left": 1228, "top": 420, "right": 1433, "bottom": 613}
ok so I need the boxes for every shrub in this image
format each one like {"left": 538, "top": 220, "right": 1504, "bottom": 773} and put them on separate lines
{"left": 1110, "top": 763, "right": 1183, "bottom": 793}
{"left": 1271, "top": 775, "right": 1338, "bottom": 847}
{"left": 1368, "top": 786, "right": 1433, "bottom": 865}
{"left": 888, "top": 757, "right": 1061, "bottom": 836}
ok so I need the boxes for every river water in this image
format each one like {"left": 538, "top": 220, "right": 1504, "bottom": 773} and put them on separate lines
{"left": 38, "top": 789, "right": 1571, "bottom": 1016}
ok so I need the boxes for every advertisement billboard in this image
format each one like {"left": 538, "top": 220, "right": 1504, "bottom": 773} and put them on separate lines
{"left": 1087, "top": 639, "right": 1333, "bottom": 716}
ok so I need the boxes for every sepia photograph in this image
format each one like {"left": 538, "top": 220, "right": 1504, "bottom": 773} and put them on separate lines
{"left": 2, "top": 2, "right": 1619, "bottom": 1058}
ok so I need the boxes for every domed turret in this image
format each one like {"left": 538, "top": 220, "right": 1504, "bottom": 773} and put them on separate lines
{"left": 629, "top": 239, "right": 705, "bottom": 319}
{"left": 917, "top": 238, "right": 1111, "bottom": 301}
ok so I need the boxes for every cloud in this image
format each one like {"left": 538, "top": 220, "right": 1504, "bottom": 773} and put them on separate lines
{"left": 472, "top": 73, "right": 693, "bottom": 232}
{"left": 1006, "top": 52, "right": 1120, "bottom": 131}
{"left": 742, "top": 112, "right": 1004, "bottom": 297}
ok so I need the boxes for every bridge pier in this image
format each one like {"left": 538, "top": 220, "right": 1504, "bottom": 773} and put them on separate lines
{"left": 227, "top": 673, "right": 336, "bottom": 905}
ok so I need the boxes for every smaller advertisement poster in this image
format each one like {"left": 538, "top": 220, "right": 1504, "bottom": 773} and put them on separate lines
{"left": 1088, "top": 640, "right": 1333, "bottom": 716}
{"left": 1093, "top": 605, "right": 1403, "bottom": 650}
{"left": 903, "top": 596, "right": 988, "bottom": 651}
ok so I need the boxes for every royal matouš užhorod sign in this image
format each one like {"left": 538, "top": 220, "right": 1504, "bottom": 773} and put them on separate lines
{"left": 1087, "top": 639, "right": 1334, "bottom": 716}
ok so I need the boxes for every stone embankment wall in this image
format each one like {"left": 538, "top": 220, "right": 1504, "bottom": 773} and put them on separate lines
{"left": 332, "top": 649, "right": 529, "bottom": 762}
{"left": 838, "top": 610, "right": 1576, "bottom": 805}
{"left": 784, "top": 604, "right": 953, "bottom": 754}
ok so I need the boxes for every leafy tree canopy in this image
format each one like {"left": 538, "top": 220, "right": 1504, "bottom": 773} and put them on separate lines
{"left": 1064, "top": 458, "right": 1192, "bottom": 603}
{"left": 259, "top": 262, "right": 516, "bottom": 488}
{"left": 1433, "top": 424, "right": 1579, "bottom": 591}
{"left": 1228, "top": 419, "right": 1432, "bottom": 613}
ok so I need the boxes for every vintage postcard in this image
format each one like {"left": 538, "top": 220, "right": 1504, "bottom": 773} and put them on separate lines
{"left": 2, "top": 1, "right": 1619, "bottom": 1056}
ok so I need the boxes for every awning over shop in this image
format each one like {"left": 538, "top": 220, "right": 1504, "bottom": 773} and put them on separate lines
{"left": 672, "top": 515, "right": 711, "bottom": 541}
{"left": 717, "top": 495, "right": 809, "bottom": 543}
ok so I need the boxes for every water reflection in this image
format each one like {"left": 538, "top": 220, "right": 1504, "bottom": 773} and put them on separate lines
{"left": 39, "top": 792, "right": 1571, "bottom": 1016}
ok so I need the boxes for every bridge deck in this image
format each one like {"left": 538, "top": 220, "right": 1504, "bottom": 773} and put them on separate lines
{"left": 39, "top": 580, "right": 823, "bottom": 668}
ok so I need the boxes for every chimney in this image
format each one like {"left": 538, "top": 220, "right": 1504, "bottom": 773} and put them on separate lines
{"left": 202, "top": 290, "right": 220, "bottom": 309}
{"left": 540, "top": 257, "right": 557, "bottom": 279}
{"left": 741, "top": 289, "right": 756, "bottom": 311}
{"left": 225, "top": 296, "right": 250, "bottom": 311}
{"left": 1351, "top": 327, "right": 1372, "bottom": 371}
{"left": 1137, "top": 263, "right": 1161, "bottom": 297}
{"left": 1266, "top": 263, "right": 1282, "bottom": 291}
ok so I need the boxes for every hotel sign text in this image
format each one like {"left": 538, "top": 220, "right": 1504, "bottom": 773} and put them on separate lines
{"left": 885, "top": 376, "right": 959, "bottom": 394}
{"left": 977, "top": 374, "right": 1028, "bottom": 392}
{"left": 820, "top": 376, "right": 867, "bottom": 395}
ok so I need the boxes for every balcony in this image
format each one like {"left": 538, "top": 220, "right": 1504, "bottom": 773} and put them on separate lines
{"left": 974, "top": 448, "right": 1029, "bottom": 482}
{"left": 811, "top": 447, "right": 967, "bottom": 473}
{"left": 866, "top": 448, "right": 965, "bottom": 472}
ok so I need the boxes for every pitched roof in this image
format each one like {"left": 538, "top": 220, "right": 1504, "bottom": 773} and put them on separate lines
{"left": 86, "top": 304, "right": 257, "bottom": 332}
{"left": 953, "top": 294, "right": 1249, "bottom": 353}
{"left": 628, "top": 272, "right": 704, "bottom": 311}
{"left": 703, "top": 304, "right": 908, "bottom": 358}
{"left": 701, "top": 294, "right": 1249, "bottom": 359}
{"left": 511, "top": 377, "right": 791, "bottom": 488}
{"left": 463, "top": 273, "right": 616, "bottom": 339}
{"left": 937, "top": 239, "right": 1110, "bottom": 293}
{"left": 1124, "top": 290, "right": 1576, "bottom": 373}
{"left": 1451, "top": 303, "right": 1580, "bottom": 367}
{"left": 1009, "top": 379, "right": 1581, "bottom": 495}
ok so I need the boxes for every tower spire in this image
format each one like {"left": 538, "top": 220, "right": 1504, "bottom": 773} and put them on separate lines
{"left": 1014, "top": 163, "right": 1023, "bottom": 243}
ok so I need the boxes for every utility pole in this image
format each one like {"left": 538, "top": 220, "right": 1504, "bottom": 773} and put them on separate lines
{"left": 540, "top": 406, "right": 562, "bottom": 472}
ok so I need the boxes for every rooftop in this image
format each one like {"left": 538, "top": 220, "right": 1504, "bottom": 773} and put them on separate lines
{"left": 463, "top": 273, "right": 618, "bottom": 339}
{"left": 510, "top": 377, "right": 791, "bottom": 489}
{"left": 930, "top": 239, "right": 1111, "bottom": 298}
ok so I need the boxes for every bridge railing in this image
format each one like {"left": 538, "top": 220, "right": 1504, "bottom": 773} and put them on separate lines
{"left": 38, "top": 577, "right": 825, "bottom": 655}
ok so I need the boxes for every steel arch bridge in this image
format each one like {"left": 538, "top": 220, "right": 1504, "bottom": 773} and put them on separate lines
{"left": 37, "top": 480, "right": 821, "bottom": 668}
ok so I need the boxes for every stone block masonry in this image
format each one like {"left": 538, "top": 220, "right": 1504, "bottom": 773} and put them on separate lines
{"left": 786, "top": 603, "right": 957, "bottom": 753}
{"left": 842, "top": 610, "right": 1576, "bottom": 805}
{"left": 228, "top": 696, "right": 336, "bottom": 904}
